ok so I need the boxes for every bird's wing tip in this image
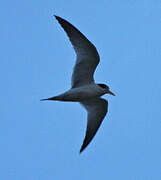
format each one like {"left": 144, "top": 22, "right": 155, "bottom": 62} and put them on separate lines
{"left": 79, "top": 149, "right": 83, "bottom": 154}
{"left": 79, "top": 145, "right": 86, "bottom": 153}
{"left": 54, "top": 15, "right": 62, "bottom": 21}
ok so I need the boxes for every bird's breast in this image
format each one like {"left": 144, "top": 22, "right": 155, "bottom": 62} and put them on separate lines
{"left": 61, "top": 85, "right": 104, "bottom": 102}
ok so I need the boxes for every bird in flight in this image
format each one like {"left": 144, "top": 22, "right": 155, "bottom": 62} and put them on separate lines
{"left": 41, "top": 15, "right": 115, "bottom": 153}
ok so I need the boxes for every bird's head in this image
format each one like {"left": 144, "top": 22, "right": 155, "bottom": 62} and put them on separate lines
{"left": 97, "top": 83, "right": 115, "bottom": 96}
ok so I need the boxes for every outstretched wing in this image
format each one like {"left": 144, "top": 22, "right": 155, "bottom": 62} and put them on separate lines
{"left": 55, "top": 16, "right": 100, "bottom": 88}
{"left": 80, "top": 98, "right": 108, "bottom": 153}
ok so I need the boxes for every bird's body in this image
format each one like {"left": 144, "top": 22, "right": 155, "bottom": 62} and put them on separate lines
{"left": 42, "top": 15, "right": 115, "bottom": 153}
{"left": 44, "top": 83, "right": 108, "bottom": 102}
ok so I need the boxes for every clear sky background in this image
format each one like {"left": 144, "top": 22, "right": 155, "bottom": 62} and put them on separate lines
{"left": 1, "top": 0, "right": 161, "bottom": 179}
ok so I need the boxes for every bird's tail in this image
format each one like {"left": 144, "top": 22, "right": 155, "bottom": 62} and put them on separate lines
{"left": 40, "top": 96, "right": 60, "bottom": 101}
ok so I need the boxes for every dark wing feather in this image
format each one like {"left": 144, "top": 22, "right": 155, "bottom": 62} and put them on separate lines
{"left": 55, "top": 16, "right": 100, "bottom": 88}
{"left": 80, "top": 98, "right": 108, "bottom": 153}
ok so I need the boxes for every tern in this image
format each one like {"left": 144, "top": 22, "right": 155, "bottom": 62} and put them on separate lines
{"left": 41, "top": 15, "right": 115, "bottom": 153}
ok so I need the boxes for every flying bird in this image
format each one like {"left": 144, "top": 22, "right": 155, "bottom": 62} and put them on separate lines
{"left": 41, "top": 15, "right": 115, "bottom": 153}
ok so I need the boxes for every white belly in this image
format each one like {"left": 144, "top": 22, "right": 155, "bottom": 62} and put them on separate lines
{"left": 58, "top": 84, "right": 105, "bottom": 102}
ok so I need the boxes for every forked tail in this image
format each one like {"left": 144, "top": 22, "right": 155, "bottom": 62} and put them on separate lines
{"left": 40, "top": 96, "right": 60, "bottom": 101}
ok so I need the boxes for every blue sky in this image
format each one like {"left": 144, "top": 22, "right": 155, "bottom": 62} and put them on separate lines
{"left": 1, "top": 0, "right": 161, "bottom": 179}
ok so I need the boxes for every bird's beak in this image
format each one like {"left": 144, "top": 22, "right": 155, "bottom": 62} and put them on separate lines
{"left": 107, "top": 89, "right": 115, "bottom": 96}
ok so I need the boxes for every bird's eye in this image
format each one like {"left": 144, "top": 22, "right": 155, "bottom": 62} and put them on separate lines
{"left": 97, "top": 84, "right": 109, "bottom": 89}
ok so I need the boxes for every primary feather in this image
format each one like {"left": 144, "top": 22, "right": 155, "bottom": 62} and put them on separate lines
{"left": 54, "top": 16, "right": 100, "bottom": 88}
